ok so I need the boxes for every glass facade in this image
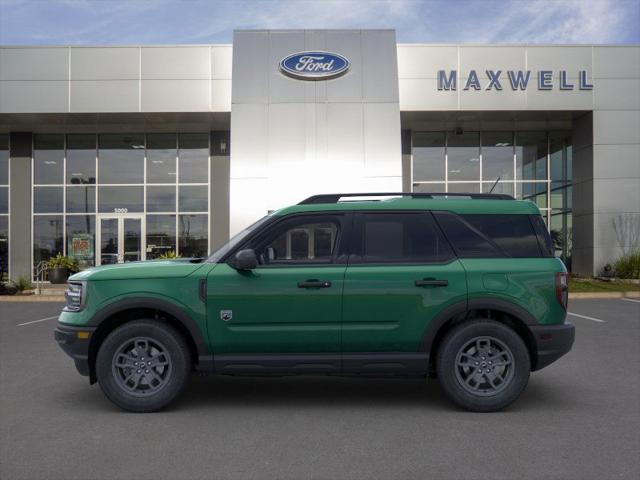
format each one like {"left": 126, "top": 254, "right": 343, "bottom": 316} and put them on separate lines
{"left": 32, "top": 133, "right": 210, "bottom": 277}
{"left": 0, "top": 134, "right": 8, "bottom": 279}
{"left": 412, "top": 130, "right": 573, "bottom": 266}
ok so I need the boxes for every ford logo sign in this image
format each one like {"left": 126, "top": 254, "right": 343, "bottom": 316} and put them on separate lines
{"left": 279, "top": 51, "right": 350, "bottom": 81}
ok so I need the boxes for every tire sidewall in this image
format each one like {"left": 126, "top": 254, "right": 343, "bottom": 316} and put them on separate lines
{"left": 96, "top": 320, "right": 190, "bottom": 412}
{"left": 437, "top": 320, "right": 530, "bottom": 412}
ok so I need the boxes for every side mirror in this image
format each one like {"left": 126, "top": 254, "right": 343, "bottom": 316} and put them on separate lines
{"left": 233, "top": 249, "right": 257, "bottom": 271}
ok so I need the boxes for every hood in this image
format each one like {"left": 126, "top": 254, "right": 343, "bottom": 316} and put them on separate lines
{"left": 69, "top": 259, "right": 207, "bottom": 281}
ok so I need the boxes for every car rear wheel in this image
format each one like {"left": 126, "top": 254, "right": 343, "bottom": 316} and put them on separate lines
{"left": 96, "top": 320, "right": 190, "bottom": 412}
{"left": 436, "top": 319, "right": 530, "bottom": 412}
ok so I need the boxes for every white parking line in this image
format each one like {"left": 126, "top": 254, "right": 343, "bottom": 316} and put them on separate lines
{"left": 16, "top": 316, "right": 59, "bottom": 327}
{"left": 567, "top": 312, "right": 605, "bottom": 323}
{"left": 621, "top": 298, "right": 640, "bottom": 304}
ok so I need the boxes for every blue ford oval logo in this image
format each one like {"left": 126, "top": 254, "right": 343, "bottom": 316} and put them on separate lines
{"left": 279, "top": 51, "right": 350, "bottom": 81}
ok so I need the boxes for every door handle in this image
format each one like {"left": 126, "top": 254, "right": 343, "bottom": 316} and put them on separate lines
{"left": 415, "top": 278, "right": 448, "bottom": 287}
{"left": 297, "top": 279, "right": 332, "bottom": 289}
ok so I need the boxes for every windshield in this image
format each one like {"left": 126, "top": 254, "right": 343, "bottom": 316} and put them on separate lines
{"left": 206, "top": 215, "right": 272, "bottom": 263}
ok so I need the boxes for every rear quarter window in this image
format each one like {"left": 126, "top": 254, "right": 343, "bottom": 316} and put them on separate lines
{"left": 434, "top": 212, "right": 545, "bottom": 258}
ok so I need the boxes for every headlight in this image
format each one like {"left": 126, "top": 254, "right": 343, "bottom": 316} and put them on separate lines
{"left": 64, "top": 282, "right": 86, "bottom": 312}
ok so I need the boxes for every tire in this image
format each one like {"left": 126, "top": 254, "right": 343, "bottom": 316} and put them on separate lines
{"left": 436, "top": 319, "right": 530, "bottom": 412}
{"left": 96, "top": 320, "right": 191, "bottom": 412}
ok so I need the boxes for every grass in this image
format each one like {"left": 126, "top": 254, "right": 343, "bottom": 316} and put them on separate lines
{"left": 569, "top": 277, "right": 640, "bottom": 293}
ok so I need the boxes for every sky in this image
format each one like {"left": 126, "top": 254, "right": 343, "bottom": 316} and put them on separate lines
{"left": 0, "top": 0, "right": 638, "bottom": 45}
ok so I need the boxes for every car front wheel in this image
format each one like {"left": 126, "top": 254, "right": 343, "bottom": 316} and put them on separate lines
{"left": 96, "top": 320, "right": 190, "bottom": 412}
{"left": 436, "top": 319, "right": 530, "bottom": 412}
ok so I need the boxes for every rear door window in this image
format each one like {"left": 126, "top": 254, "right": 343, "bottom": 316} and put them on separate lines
{"left": 355, "top": 212, "right": 454, "bottom": 264}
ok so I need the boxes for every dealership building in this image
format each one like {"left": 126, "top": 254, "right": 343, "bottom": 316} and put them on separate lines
{"left": 0, "top": 29, "right": 638, "bottom": 279}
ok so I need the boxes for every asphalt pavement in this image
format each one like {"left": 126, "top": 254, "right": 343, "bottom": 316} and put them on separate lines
{"left": 0, "top": 298, "right": 638, "bottom": 480}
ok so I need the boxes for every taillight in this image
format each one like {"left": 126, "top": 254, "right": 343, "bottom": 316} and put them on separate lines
{"left": 556, "top": 272, "right": 568, "bottom": 310}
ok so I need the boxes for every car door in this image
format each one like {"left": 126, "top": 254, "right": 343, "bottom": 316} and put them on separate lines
{"left": 206, "top": 213, "right": 348, "bottom": 373}
{"left": 341, "top": 211, "right": 467, "bottom": 373}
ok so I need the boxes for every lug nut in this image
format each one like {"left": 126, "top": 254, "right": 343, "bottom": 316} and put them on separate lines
{"left": 145, "top": 370, "right": 149, "bottom": 374}
{"left": 136, "top": 369, "right": 141, "bottom": 374}
{"left": 134, "top": 362, "right": 138, "bottom": 366}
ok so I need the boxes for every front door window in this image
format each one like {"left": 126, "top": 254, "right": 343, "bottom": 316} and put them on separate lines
{"left": 99, "top": 216, "right": 143, "bottom": 265}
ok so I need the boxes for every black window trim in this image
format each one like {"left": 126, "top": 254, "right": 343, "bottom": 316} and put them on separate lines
{"left": 348, "top": 210, "right": 457, "bottom": 266}
{"left": 223, "top": 211, "right": 351, "bottom": 268}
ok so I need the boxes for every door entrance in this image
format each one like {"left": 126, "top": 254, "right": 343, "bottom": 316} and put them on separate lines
{"left": 98, "top": 215, "right": 145, "bottom": 265}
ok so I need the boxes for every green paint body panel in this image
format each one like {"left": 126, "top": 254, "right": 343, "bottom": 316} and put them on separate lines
{"left": 342, "top": 261, "right": 467, "bottom": 352}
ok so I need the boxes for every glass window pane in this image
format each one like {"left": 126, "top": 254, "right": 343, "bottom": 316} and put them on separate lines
{"left": 178, "top": 133, "right": 208, "bottom": 183}
{"left": 146, "top": 214, "right": 176, "bottom": 260}
{"left": 447, "top": 132, "right": 480, "bottom": 181}
{"left": 462, "top": 214, "right": 541, "bottom": 258}
{"left": 447, "top": 183, "right": 480, "bottom": 193}
{"left": 0, "top": 134, "right": 8, "bottom": 185}
{"left": 482, "top": 132, "right": 514, "bottom": 181}
{"left": 550, "top": 181, "right": 567, "bottom": 209}
{"left": 413, "top": 183, "right": 446, "bottom": 193}
{"left": 33, "top": 215, "right": 64, "bottom": 268}
{"left": 98, "top": 134, "right": 144, "bottom": 184}
{"left": 147, "top": 134, "right": 177, "bottom": 184}
{"left": 0, "top": 187, "right": 7, "bottom": 214}
{"left": 516, "top": 132, "right": 547, "bottom": 181}
{"left": 550, "top": 131, "right": 572, "bottom": 182}
{"left": 66, "top": 215, "right": 95, "bottom": 269}
{"left": 34, "top": 134, "right": 64, "bottom": 185}
{"left": 179, "top": 214, "right": 208, "bottom": 257}
{"left": 413, "top": 133, "right": 445, "bottom": 182}
{"left": 482, "top": 181, "right": 514, "bottom": 196}
{"left": 517, "top": 182, "right": 548, "bottom": 208}
{"left": 66, "top": 134, "right": 96, "bottom": 184}
{"left": 123, "top": 218, "right": 142, "bottom": 262}
{"left": 179, "top": 185, "right": 207, "bottom": 212}
{"left": 34, "top": 186, "right": 63, "bottom": 213}
{"left": 433, "top": 211, "right": 503, "bottom": 258}
{"left": 98, "top": 186, "right": 143, "bottom": 213}
{"left": 0, "top": 216, "right": 8, "bottom": 280}
{"left": 66, "top": 186, "right": 96, "bottom": 213}
{"left": 147, "top": 185, "right": 176, "bottom": 212}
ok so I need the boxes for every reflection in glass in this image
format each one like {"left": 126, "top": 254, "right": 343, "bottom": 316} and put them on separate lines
{"left": 0, "top": 216, "right": 7, "bottom": 279}
{"left": 0, "top": 134, "right": 8, "bottom": 185}
{"left": 517, "top": 132, "right": 547, "bottom": 181}
{"left": 447, "top": 183, "right": 480, "bottom": 193}
{"left": 98, "top": 134, "right": 144, "bottom": 184}
{"left": 98, "top": 186, "right": 143, "bottom": 213}
{"left": 0, "top": 187, "right": 7, "bottom": 214}
{"left": 34, "top": 135, "right": 64, "bottom": 185}
{"left": 34, "top": 186, "right": 63, "bottom": 213}
{"left": 66, "top": 215, "right": 95, "bottom": 268}
{"left": 550, "top": 132, "right": 572, "bottom": 182}
{"left": 482, "top": 132, "right": 514, "bottom": 181}
{"left": 483, "top": 182, "right": 514, "bottom": 196}
{"left": 147, "top": 186, "right": 176, "bottom": 212}
{"left": 179, "top": 214, "right": 208, "bottom": 257}
{"left": 413, "top": 133, "right": 445, "bottom": 182}
{"left": 147, "top": 134, "right": 177, "bottom": 184}
{"left": 517, "top": 182, "right": 548, "bottom": 208}
{"left": 66, "top": 186, "right": 96, "bottom": 213}
{"left": 178, "top": 134, "right": 209, "bottom": 183}
{"left": 179, "top": 185, "right": 208, "bottom": 212}
{"left": 448, "top": 132, "right": 480, "bottom": 181}
{"left": 123, "top": 218, "right": 142, "bottom": 262}
{"left": 66, "top": 135, "right": 96, "bottom": 184}
{"left": 100, "top": 218, "right": 119, "bottom": 265}
{"left": 413, "top": 183, "right": 446, "bottom": 193}
{"left": 33, "top": 215, "right": 64, "bottom": 268}
{"left": 146, "top": 215, "right": 176, "bottom": 259}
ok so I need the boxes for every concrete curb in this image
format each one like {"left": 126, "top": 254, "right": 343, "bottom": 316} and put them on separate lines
{"left": 569, "top": 291, "right": 640, "bottom": 299}
{"left": 0, "top": 295, "right": 65, "bottom": 302}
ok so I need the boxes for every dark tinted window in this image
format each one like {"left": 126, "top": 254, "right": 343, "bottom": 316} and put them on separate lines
{"left": 433, "top": 212, "right": 503, "bottom": 258}
{"left": 530, "top": 214, "right": 554, "bottom": 257}
{"left": 462, "top": 214, "right": 541, "bottom": 258}
{"left": 358, "top": 213, "right": 453, "bottom": 263}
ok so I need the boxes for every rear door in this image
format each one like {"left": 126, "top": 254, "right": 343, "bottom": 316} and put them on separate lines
{"left": 341, "top": 211, "right": 467, "bottom": 373}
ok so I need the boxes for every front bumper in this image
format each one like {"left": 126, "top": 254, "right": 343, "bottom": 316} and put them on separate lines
{"left": 54, "top": 323, "right": 96, "bottom": 377}
{"left": 530, "top": 321, "right": 575, "bottom": 371}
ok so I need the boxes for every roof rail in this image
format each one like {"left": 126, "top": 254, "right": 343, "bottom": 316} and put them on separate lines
{"left": 298, "top": 192, "right": 514, "bottom": 204}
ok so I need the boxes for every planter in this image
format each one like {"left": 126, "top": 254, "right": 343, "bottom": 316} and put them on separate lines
{"left": 48, "top": 267, "right": 69, "bottom": 284}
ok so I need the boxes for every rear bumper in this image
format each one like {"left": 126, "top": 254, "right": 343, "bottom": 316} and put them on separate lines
{"left": 530, "top": 321, "right": 575, "bottom": 371}
{"left": 54, "top": 323, "right": 96, "bottom": 377}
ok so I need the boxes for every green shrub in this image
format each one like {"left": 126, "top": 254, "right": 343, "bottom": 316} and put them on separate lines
{"left": 158, "top": 251, "right": 181, "bottom": 260}
{"left": 14, "top": 276, "right": 34, "bottom": 291}
{"left": 613, "top": 250, "right": 640, "bottom": 279}
{"left": 47, "top": 253, "right": 80, "bottom": 273}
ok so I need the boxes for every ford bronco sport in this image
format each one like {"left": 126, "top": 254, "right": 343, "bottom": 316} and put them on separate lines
{"left": 55, "top": 193, "right": 575, "bottom": 412}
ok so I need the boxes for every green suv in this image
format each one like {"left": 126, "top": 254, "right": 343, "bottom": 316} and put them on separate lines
{"left": 55, "top": 193, "right": 575, "bottom": 412}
